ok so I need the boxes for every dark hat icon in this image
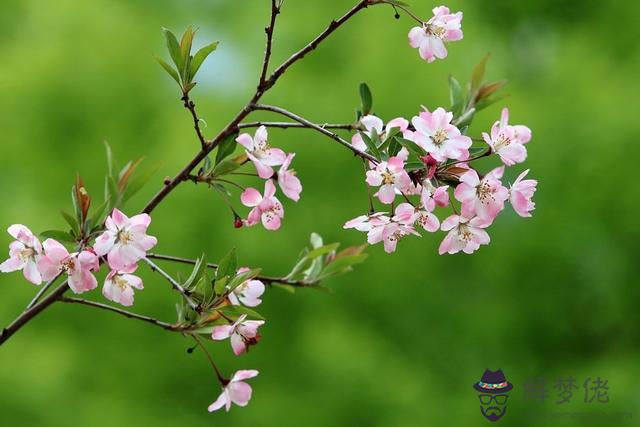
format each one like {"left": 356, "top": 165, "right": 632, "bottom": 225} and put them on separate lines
{"left": 473, "top": 369, "right": 514, "bottom": 394}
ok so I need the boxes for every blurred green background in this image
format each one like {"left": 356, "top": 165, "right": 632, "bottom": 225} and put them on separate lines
{"left": 1, "top": 0, "right": 639, "bottom": 426}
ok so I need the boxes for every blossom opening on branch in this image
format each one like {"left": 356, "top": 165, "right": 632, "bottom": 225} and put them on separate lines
{"left": 0, "top": 225, "right": 43, "bottom": 285}
{"left": 408, "top": 6, "right": 463, "bottom": 63}
{"left": 236, "top": 126, "right": 286, "bottom": 179}
{"left": 454, "top": 167, "right": 509, "bottom": 223}
{"left": 208, "top": 370, "right": 259, "bottom": 412}
{"left": 438, "top": 215, "right": 491, "bottom": 255}
{"left": 212, "top": 314, "right": 264, "bottom": 356}
{"left": 277, "top": 153, "right": 302, "bottom": 202}
{"left": 37, "top": 239, "right": 100, "bottom": 293}
{"left": 411, "top": 107, "right": 472, "bottom": 162}
{"left": 94, "top": 209, "right": 157, "bottom": 271}
{"left": 102, "top": 264, "right": 144, "bottom": 307}
{"left": 483, "top": 108, "right": 532, "bottom": 166}
{"left": 510, "top": 169, "right": 538, "bottom": 217}
{"left": 241, "top": 180, "right": 285, "bottom": 230}
{"left": 365, "top": 156, "right": 411, "bottom": 204}
{"left": 228, "top": 267, "right": 265, "bottom": 307}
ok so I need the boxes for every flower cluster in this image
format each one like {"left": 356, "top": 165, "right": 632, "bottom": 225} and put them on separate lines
{"left": 345, "top": 107, "right": 537, "bottom": 255}
{"left": 208, "top": 269, "right": 266, "bottom": 411}
{"left": 1, "top": 209, "right": 157, "bottom": 306}
{"left": 237, "top": 126, "right": 302, "bottom": 230}
{"left": 408, "top": 6, "right": 464, "bottom": 63}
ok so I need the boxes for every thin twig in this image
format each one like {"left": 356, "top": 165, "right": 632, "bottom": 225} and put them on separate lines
{"left": 145, "top": 253, "right": 314, "bottom": 287}
{"left": 60, "top": 297, "right": 177, "bottom": 331}
{"left": 258, "top": 0, "right": 281, "bottom": 87}
{"left": 142, "top": 257, "right": 199, "bottom": 310}
{"left": 26, "top": 272, "right": 64, "bottom": 310}
{"left": 237, "top": 121, "right": 355, "bottom": 131}
{"left": 1, "top": 0, "right": 380, "bottom": 347}
{"left": 253, "top": 104, "right": 378, "bottom": 163}
{"left": 182, "top": 94, "right": 208, "bottom": 150}
{"left": 192, "top": 334, "right": 227, "bottom": 385}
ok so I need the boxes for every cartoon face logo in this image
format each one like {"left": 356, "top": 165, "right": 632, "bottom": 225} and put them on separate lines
{"left": 473, "top": 369, "right": 513, "bottom": 422}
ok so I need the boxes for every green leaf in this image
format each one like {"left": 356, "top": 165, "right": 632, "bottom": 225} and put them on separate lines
{"left": 179, "top": 26, "right": 195, "bottom": 80}
{"left": 60, "top": 210, "right": 79, "bottom": 233}
{"left": 154, "top": 55, "right": 181, "bottom": 87}
{"left": 226, "top": 268, "right": 261, "bottom": 293}
{"left": 271, "top": 283, "right": 296, "bottom": 293}
{"left": 404, "top": 161, "right": 425, "bottom": 171}
{"left": 218, "top": 304, "right": 265, "bottom": 321}
{"left": 454, "top": 107, "right": 476, "bottom": 128}
{"left": 359, "top": 132, "right": 381, "bottom": 160}
{"left": 306, "top": 243, "right": 339, "bottom": 260}
{"left": 123, "top": 163, "right": 160, "bottom": 203}
{"left": 395, "top": 137, "right": 425, "bottom": 158}
{"left": 471, "top": 54, "right": 490, "bottom": 93}
{"left": 318, "top": 254, "right": 368, "bottom": 280}
{"left": 162, "top": 28, "right": 183, "bottom": 74}
{"left": 214, "top": 132, "right": 237, "bottom": 165}
{"left": 40, "top": 230, "right": 76, "bottom": 243}
{"left": 184, "top": 253, "right": 208, "bottom": 290}
{"left": 310, "top": 232, "right": 323, "bottom": 249}
{"left": 88, "top": 200, "right": 108, "bottom": 231}
{"left": 104, "top": 141, "right": 114, "bottom": 178}
{"left": 216, "top": 248, "right": 237, "bottom": 282}
{"left": 212, "top": 153, "right": 247, "bottom": 177}
{"left": 190, "top": 41, "right": 219, "bottom": 80}
{"left": 475, "top": 93, "right": 509, "bottom": 112}
{"left": 359, "top": 82, "right": 373, "bottom": 115}
{"left": 449, "top": 75, "right": 464, "bottom": 116}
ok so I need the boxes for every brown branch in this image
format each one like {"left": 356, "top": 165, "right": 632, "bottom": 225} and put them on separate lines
{"left": 258, "top": 0, "right": 281, "bottom": 88}
{"left": 237, "top": 121, "right": 355, "bottom": 131}
{"left": 1, "top": 0, "right": 378, "bottom": 347}
{"left": 262, "top": 0, "right": 373, "bottom": 91}
{"left": 253, "top": 104, "right": 378, "bottom": 163}
{"left": 182, "top": 94, "right": 208, "bottom": 150}
{"left": 145, "top": 253, "right": 316, "bottom": 287}
{"left": 60, "top": 297, "right": 177, "bottom": 331}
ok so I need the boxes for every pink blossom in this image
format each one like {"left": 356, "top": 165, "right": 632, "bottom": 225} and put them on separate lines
{"left": 212, "top": 314, "right": 264, "bottom": 356}
{"left": 241, "top": 180, "right": 284, "bottom": 230}
{"left": 94, "top": 209, "right": 157, "bottom": 271}
{"left": 365, "top": 156, "right": 411, "bottom": 204}
{"left": 438, "top": 215, "right": 491, "bottom": 255}
{"left": 208, "top": 370, "right": 259, "bottom": 412}
{"left": 510, "top": 169, "right": 538, "bottom": 217}
{"left": 482, "top": 108, "right": 532, "bottom": 166}
{"left": 367, "top": 218, "right": 420, "bottom": 253}
{"left": 37, "top": 239, "right": 99, "bottom": 293}
{"left": 411, "top": 107, "right": 471, "bottom": 162}
{"left": 277, "top": 153, "right": 302, "bottom": 202}
{"left": 351, "top": 115, "right": 409, "bottom": 152}
{"left": 0, "top": 224, "right": 43, "bottom": 285}
{"left": 228, "top": 267, "right": 265, "bottom": 307}
{"left": 102, "top": 264, "right": 143, "bottom": 306}
{"left": 420, "top": 181, "right": 450, "bottom": 211}
{"left": 343, "top": 212, "right": 390, "bottom": 233}
{"left": 408, "top": 6, "right": 463, "bottom": 63}
{"left": 454, "top": 167, "right": 509, "bottom": 222}
{"left": 236, "top": 126, "right": 286, "bottom": 179}
{"left": 393, "top": 202, "right": 440, "bottom": 232}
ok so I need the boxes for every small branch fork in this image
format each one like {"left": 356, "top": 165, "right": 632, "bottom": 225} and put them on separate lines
{"left": 145, "top": 253, "right": 316, "bottom": 287}
{"left": 253, "top": 104, "right": 378, "bottom": 163}
{"left": 0, "top": 0, "right": 381, "bottom": 346}
{"left": 237, "top": 121, "right": 355, "bottom": 131}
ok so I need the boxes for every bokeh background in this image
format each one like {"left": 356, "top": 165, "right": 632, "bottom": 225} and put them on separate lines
{"left": 1, "top": 0, "right": 639, "bottom": 426}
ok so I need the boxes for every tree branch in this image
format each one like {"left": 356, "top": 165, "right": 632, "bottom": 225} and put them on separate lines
{"left": 26, "top": 272, "right": 64, "bottom": 310}
{"left": 253, "top": 104, "right": 378, "bottom": 163}
{"left": 145, "top": 253, "right": 316, "bottom": 287}
{"left": 237, "top": 121, "right": 355, "bottom": 131}
{"left": 182, "top": 94, "right": 208, "bottom": 150}
{"left": 262, "top": 0, "right": 373, "bottom": 91}
{"left": 258, "top": 0, "right": 281, "bottom": 88}
{"left": 60, "top": 297, "right": 177, "bottom": 331}
{"left": 142, "top": 257, "right": 199, "bottom": 310}
{"left": 1, "top": 0, "right": 377, "bottom": 346}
